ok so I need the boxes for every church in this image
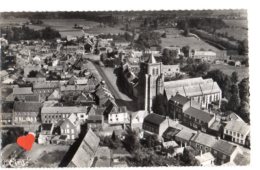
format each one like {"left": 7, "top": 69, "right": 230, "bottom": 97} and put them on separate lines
{"left": 134, "top": 51, "right": 222, "bottom": 113}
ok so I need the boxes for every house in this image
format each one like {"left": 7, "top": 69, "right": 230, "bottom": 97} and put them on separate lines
{"left": 168, "top": 93, "right": 200, "bottom": 120}
{"left": 76, "top": 93, "right": 95, "bottom": 106}
{"left": 165, "top": 77, "right": 222, "bottom": 109}
{"left": 38, "top": 123, "right": 54, "bottom": 144}
{"left": 191, "top": 50, "right": 217, "bottom": 63}
{"left": 130, "top": 110, "right": 148, "bottom": 130}
{"left": 94, "top": 85, "right": 115, "bottom": 107}
{"left": 108, "top": 106, "right": 130, "bottom": 125}
{"left": 143, "top": 113, "right": 172, "bottom": 139}
{"left": 190, "top": 131, "right": 217, "bottom": 154}
{"left": 162, "top": 127, "right": 181, "bottom": 142}
{"left": 1, "top": 112, "right": 13, "bottom": 125}
{"left": 93, "top": 147, "right": 111, "bottom": 167}
{"left": 223, "top": 120, "right": 250, "bottom": 146}
{"left": 13, "top": 101, "right": 42, "bottom": 124}
{"left": 182, "top": 107, "right": 215, "bottom": 132}
{"left": 33, "top": 81, "right": 60, "bottom": 98}
{"left": 211, "top": 139, "right": 241, "bottom": 165}
{"left": 60, "top": 85, "right": 95, "bottom": 95}
{"left": 41, "top": 106, "right": 88, "bottom": 124}
{"left": 195, "top": 152, "right": 215, "bottom": 166}
{"left": 60, "top": 113, "right": 81, "bottom": 141}
{"left": 174, "top": 128, "right": 197, "bottom": 146}
{"left": 161, "top": 65, "right": 180, "bottom": 77}
{"left": 47, "top": 89, "right": 61, "bottom": 101}
{"left": 87, "top": 106, "right": 104, "bottom": 130}
{"left": 13, "top": 87, "right": 34, "bottom": 99}
{"left": 68, "top": 128, "right": 100, "bottom": 167}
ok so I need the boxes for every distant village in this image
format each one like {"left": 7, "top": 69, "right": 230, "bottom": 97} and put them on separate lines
{"left": 0, "top": 11, "right": 250, "bottom": 168}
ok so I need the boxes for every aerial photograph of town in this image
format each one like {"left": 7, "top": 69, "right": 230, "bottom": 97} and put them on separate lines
{"left": 0, "top": 10, "right": 250, "bottom": 167}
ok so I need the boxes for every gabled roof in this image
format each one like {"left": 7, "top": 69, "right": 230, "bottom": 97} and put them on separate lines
{"left": 224, "top": 120, "right": 250, "bottom": 136}
{"left": 13, "top": 87, "right": 33, "bottom": 95}
{"left": 14, "top": 101, "right": 42, "bottom": 112}
{"left": 33, "top": 81, "right": 60, "bottom": 89}
{"left": 184, "top": 107, "right": 214, "bottom": 123}
{"left": 68, "top": 129, "right": 100, "bottom": 167}
{"left": 211, "top": 140, "right": 237, "bottom": 156}
{"left": 48, "top": 89, "right": 61, "bottom": 100}
{"left": 191, "top": 131, "right": 217, "bottom": 148}
{"left": 169, "top": 94, "right": 190, "bottom": 105}
{"left": 41, "top": 106, "right": 88, "bottom": 114}
{"left": 144, "top": 113, "right": 166, "bottom": 126}
{"left": 175, "top": 129, "right": 196, "bottom": 141}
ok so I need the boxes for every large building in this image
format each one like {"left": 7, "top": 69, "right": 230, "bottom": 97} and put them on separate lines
{"left": 164, "top": 77, "right": 222, "bottom": 109}
{"left": 135, "top": 52, "right": 164, "bottom": 112}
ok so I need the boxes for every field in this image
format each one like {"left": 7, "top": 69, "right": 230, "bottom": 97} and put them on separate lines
{"left": 0, "top": 18, "right": 125, "bottom": 38}
{"left": 215, "top": 19, "right": 248, "bottom": 41}
{"left": 210, "top": 64, "right": 249, "bottom": 81}
{"left": 161, "top": 28, "right": 221, "bottom": 52}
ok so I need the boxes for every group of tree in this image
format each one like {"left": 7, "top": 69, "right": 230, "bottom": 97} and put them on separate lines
{"left": 161, "top": 48, "right": 178, "bottom": 65}
{"left": 182, "top": 60, "right": 211, "bottom": 77}
{"left": 3, "top": 26, "right": 61, "bottom": 42}
{"left": 205, "top": 69, "right": 250, "bottom": 123}
{"left": 135, "top": 31, "right": 161, "bottom": 50}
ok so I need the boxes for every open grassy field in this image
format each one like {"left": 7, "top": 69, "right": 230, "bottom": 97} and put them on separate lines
{"left": 210, "top": 64, "right": 249, "bottom": 81}
{"left": 0, "top": 18, "right": 125, "bottom": 38}
{"left": 215, "top": 19, "right": 248, "bottom": 41}
{"left": 161, "top": 28, "right": 221, "bottom": 52}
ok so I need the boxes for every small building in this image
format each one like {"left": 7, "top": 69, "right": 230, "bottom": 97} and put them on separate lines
{"left": 175, "top": 128, "right": 197, "bottom": 146}
{"left": 195, "top": 152, "right": 215, "bottom": 166}
{"left": 211, "top": 139, "right": 241, "bottom": 165}
{"left": 190, "top": 131, "right": 217, "bottom": 154}
{"left": 60, "top": 113, "right": 81, "bottom": 141}
{"left": 130, "top": 110, "right": 148, "bottom": 130}
{"left": 87, "top": 115, "right": 104, "bottom": 130}
{"left": 0, "top": 112, "right": 13, "bottom": 125}
{"left": 108, "top": 106, "right": 130, "bottom": 125}
{"left": 47, "top": 89, "right": 61, "bottom": 101}
{"left": 161, "top": 65, "right": 180, "bottom": 77}
{"left": 191, "top": 50, "right": 217, "bottom": 63}
{"left": 13, "top": 87, "right": 34, "bottom": 100}
{"left": 183, "top": 107, "right": 215, "bottom": 133}
{"left": 33, "top": 81, "right": 60, "bottom": 99}
{"left": 38, "top": 123, "right": 54, "bottom": 144}
{"left": 142, "top": 113, "right": 171, "bottom": 139}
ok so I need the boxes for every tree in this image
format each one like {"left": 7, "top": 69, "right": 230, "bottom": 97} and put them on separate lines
{"left": 28, "top": 70, "right": 38, "bottom": 78}
{"left": 239, "top": 77, "right": 250, "bottom": 103}
{"left": 124, "top": 128, "right": 141, "bottom": 153}
{"left": 228, "top": 84, "right": 240, "bottom": 112}
{"left": 152, "top": 94, "right": 168, "bottom": 116}
{"left": 135, "top": 31, "right": 161, "bottom": 50}
{"left": 181, "top": 148, "right": 199, "bottom": 166}
{"left": 162, "top": 48, "right": 175, "bottom": 65}
{"left": 238, "top": 101, "right": 250, "bottom": 123}
{"left": 183, "top": 21, "right": 190, "bottom": 36}
{"left": 231, "top": 71, "right": 238, "bottom": 84}
{"left": 238, "top": 39, "right": 248, "bottom": 55}
{"left": 181, "top": 45, "right": 190, "bottom": 57}
{"left": 204, "top": 69, "right": 232, "bottom": 99}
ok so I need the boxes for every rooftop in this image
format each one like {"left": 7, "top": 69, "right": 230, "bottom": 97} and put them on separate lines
{"left": 169, "top": 94, "right": 190, "bottom": 105}
{"left": 212, "top": 140, "right": 237, "bottom": 156}
{"left": 191, "top": 131, "right": 217, "bottom": 148}
{"left": 13, "top": 87, "right": 33, "bottom": 95}
{"left": 195, "top": 152, "right": 215, "bottom": 163}
{"left": 184, "top": 107, "right": 214, "bottom": 123}
{"left": 224, "top": 120, "right": 250, "bottom": 136}
{"left": 144, "top": 113, "right": 166, "bottom": 126}
{"left": 14, "top": 101, "right": 42, "bottom": 113}
{"left": 41, "top": 106, "right": 88, "bottom": 114}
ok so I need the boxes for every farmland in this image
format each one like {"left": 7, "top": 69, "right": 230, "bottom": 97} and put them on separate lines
{"left": 0, "top": 18, "right": 125, "bottom": 38}
{"left": 215, "top": 19, "right": 248, "bottom": 41}
{"left": 160, "top": 28, "right": 222, "bottom": 52}
{"left": 210, "top": 64, "right": 249, "bottom": 81}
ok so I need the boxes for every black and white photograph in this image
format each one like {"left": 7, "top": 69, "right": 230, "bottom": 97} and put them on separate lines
{"left": 0, "top": 0, "right": 257, "bottom": 168}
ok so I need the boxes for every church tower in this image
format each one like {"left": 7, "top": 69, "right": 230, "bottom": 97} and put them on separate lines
{"left": 138, "top": 51, "right": 164, "bottom": 113}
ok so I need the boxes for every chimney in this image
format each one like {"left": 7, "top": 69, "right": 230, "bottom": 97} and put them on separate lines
{"left": 200, "top": 150, "right": 203, "bottom": 156}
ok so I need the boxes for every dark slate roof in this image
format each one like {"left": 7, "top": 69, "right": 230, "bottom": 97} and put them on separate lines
{"left": 212, "top": 140, "right": 237, "bottom": 156}
{"left": 184, "top": 107, "right": 214, "bottom": 123}
{"left": 14, "top": 102, "right": 42, "bottom": 112}
{"left": 42, "top": 123, "right": 53, "bottom": 131}
{"left": 144, "top": 113, "right": 166, "bottom": 126}
{"left": 169, "top": 94, "right": 190, "bottom": 105}
{"left": 162, "top": 127, "right": 181, "bottom": 140}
